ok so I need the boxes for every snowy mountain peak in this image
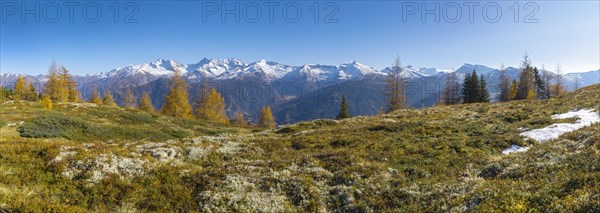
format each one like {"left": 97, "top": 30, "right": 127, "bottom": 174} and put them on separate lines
{"left": 381, "top": 65, "right": 430, "bottom": 79}
{"left": 301, "top": 64, "right": 311, "bottom": 70}
{"left": 457, "top": 63, "right": 497, "bottom": 75}
{"left": 186, "top": 58, "right": 246, "bottom": 78}
{"left": 340, "top": 61, "right": 380, "bottom": 76}
{"left": 150, "top": 59, "right": 181, "bottom": 71}
{"left": 257, "top": 59, "right": 268, "bottom": 64}
{"left": 240, "top": 59, "right": 293, "bottom": 80}
{"left": 196, "top": 58, "right": 211, "bottom": 65}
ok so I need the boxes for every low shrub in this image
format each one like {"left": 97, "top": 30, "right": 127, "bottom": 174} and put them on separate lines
{"left": 161, "top": 127, "right": 191, "bottom": 138}
{"left": 526, "top": 116, "right": 552, "bottom": 128}
{"left": 499, "top": 109, "right": 530, "bottom": 123}
{"left": 88, "top": 109, "right": 119, "bottom": 119}
{"left": 276, "top": 127, "right": 296, "bottom": 134}
{"left": 18, "top": 114, "right": 89, "bottom": 138}
{"left": 330, "top": 139, "right": 353, "bottom": 148}
{"left": 119, "top": 113, "right": 156, "bottom": 125}
{"left": 368, "top": 125, "right": 400, "bottom": 132}
{"left": 479, "top": 163, "right": 504, "bottom": 179}
{"left": 291, "top": 140, "right": 308, "bottom": 150}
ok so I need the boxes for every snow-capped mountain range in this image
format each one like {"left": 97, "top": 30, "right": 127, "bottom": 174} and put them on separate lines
{"left": 1, "top": 58, "right": 598, "bottom": 91}
{"left": 90, "top": 58, "right": 448, "bottom": 82}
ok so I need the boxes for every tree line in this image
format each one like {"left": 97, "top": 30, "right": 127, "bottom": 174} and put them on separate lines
{"left": 3, "top": 54, "right": 571, "bottom": 125}
{"left": 437, "top": 53, "right": 568, "bottom": 106}
{"left": 2, "top": 62, "right": 280, "bottom": 128}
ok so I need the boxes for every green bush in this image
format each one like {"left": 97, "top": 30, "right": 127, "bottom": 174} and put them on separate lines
{"left": 291, "top": 140, "right": 308, "bottom": 150}
{"left": 18, "top": 114, "right": 177, "bottom": 141}
{"left": 18, "top": 114, "right": 89, "bottom": 138}
{"left": 161, "top": 127, "right": 191, "bottom": 138}
{"left": 298, "top": 119, "right": 338, "bottom": 128}
{"left": 499, "top": 110, "right": 529, "bottom": 123}
{"left": 479, "top": 163, "right": 504, "bottom": 179}
{"left": 118, "top": 113, "right": 156, "bottom": 125}
{"left": 276, "top": 127, "right": 297, "bottom": 134}
{"left": 368, "top": 125, "right": 399, "bottom": 132}
{"left": 526, "top": 116, "right": 552, "bottom": 128}
{"left": 330, "top": 139, "right": 353, "bottom": 148}
{"left": 88, "top": 109, "right": 119, "bottom": 119}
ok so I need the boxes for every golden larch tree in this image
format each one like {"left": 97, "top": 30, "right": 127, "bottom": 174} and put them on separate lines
{"left": 196, "top": 87, "right": 229, "bottom": 124}
{"left": 549, "top": 84, "right": 567, "bottom": 97}
{"left": 124, "top": 88, "right": 136, "bottom": 108}
{"left": 258, "top": 106, "right": 276, "bottom": 128}
{"left": 14, "top": 75, "right": 27, "bottom": 100}
{"left": 56, "top": 66, "right": 72, "bottom": 102}
{"left": 508, "top": 80, "right": 517, "bottom": 101}
{"left": 231, "top": 111, "right": 246, "bottom": 126}
{"left": 527, "top": 89, "right": 537, "bottom": 100}
{"left": 160, "top": 69, "right": 193, "bottom": 118}
{"left": 44, "top": 61, "right": 61, "bottom": 101}
{"left": 515, "top": 54, "right": 537, "bottom": 100}
{"left": 138, "top": 92, "right": 155, "bottom": 113}
{"left": 26, "top": 82, "right": 38, "bottom": 101}
{"left": 103, "top": 91, "right": 117, "bottom": 106}
{"left": 89, "top": 86, "right": 103, "bottom": 105}
{"left": 68, "top": 80, "right": 80, "bottom": 102}
{"left": 41, "top": 95, "right": 53, "bottom": 109}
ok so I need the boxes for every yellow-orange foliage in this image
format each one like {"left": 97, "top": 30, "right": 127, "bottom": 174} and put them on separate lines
{"left": 160, "top": 69, "right": 193, "bottom": 118}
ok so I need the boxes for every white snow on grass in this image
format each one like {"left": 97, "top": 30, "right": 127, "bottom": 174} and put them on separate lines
{"left": 502, "top": 145, "right": 529, "bottom": 155}
{"left": 503, "top": 108, "right": 600, "bottom": 155}
{"left": 520, "top": 109, "right": 600, "bottom": 143}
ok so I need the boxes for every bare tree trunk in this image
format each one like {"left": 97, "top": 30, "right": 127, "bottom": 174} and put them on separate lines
{"left": 554, "top": 64, "right": 564, "bottom": 96}
{"left": 441, "top": 70, "right": 460, "bottom": 105}
{"left": 386, "top": 56, "right": 406, "bottom": 112}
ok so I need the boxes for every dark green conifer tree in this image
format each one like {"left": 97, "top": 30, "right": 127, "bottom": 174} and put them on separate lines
{"left": 336, "top": 95, "right": 351, "bottom": 120}
{"left": 478, "top": 74, "right": 490, "bottom": 102}
{"left": 462, "top": 70, "right": 481, "bottom": 103}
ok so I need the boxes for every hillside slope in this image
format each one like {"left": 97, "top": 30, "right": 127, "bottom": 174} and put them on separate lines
{"left": 0, "top": 85, "right": 599, "bottom": 212}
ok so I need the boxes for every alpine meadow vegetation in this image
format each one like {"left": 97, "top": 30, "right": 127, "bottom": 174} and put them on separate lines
{"left": 0, "top": 57, "right": 598, "bottom": 212}
{"left": 0, "top": 81, "right": 598, "bottom": 211}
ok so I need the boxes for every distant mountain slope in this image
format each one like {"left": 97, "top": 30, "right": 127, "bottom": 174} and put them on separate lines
{"left": 565, "top": 70, "right": 600, "bottom": 90}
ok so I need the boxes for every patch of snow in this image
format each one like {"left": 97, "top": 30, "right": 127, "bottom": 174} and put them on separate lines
{"left": 502, "top": 145, "right": 529, "bottom": 155}
{"left": 520, "top": 109, "right": 600, "bottom": 143}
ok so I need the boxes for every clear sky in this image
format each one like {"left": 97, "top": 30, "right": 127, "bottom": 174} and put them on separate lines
{"left": 1, "top": 1, "right": 599, "bottom": 75}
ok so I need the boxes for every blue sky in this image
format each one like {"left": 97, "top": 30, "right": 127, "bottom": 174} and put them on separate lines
{"left": 1, "top": 1, "right": 599, "bottom": 75}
